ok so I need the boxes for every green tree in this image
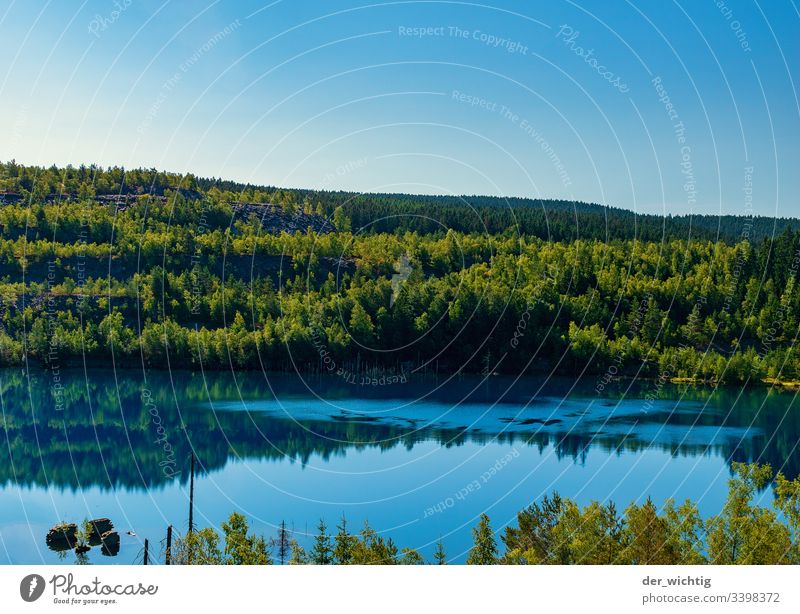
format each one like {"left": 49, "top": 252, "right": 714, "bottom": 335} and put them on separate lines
{"left": 774, "top": 471, "right": 800, "bottom": 563}
{"left": 349, "top": 303, "right": 375, "bottom": 345}
{"left": 466, "top": 513, "right": 497, "bottom": 565}
{"left": 288, "top": 539, "right": 308, "bottom": 565}
{"left": 174, "top": 528, "right": 223, "bottom": 565}
{"left": 663, "top": 499, "right": 706, "bottom": 564}
{"left": 707, "top": 463, "right": 791, "bottom": 564}
{"left": 332, "top": 206, "right": 351, "bottom": 232}
{"left": 623, "top": 498, "right": 678, "bottom": 564}
{"left": 351, "top": 522, "right": 398, "bottom": 564}
{"left": 502, "top": 493, "right": 566, "bottom": 564}
{"left": 398, "top": 548, "right": 424, "bottom": 564}
{"left": 333, "top": 515, "right": 356, "bottom": 564}
{"left": 222, "top": 512, "right": 272, "bottom": 565}
{"left": 311, "top": 519, "right": 333, "bottom": 565}
{"left": 433, "top": 539, "right": 447, "bottom": 565}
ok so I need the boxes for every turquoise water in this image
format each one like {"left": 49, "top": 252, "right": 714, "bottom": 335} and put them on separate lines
{"left": 0, "top": 368, "right": 797, "bottom": 564}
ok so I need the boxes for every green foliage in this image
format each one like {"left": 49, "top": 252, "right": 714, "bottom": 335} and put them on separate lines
{"left": 398, "top": 548, "right": 424, "bottom": 564}
{"left": 173, "top": 512, "right": 271, "bottom": 565}
{"left": 333, "top": 515, "right": 356, "bottom": 564}
{"left": 350, "top": 522, "right": 398, "bottom": 564}
{"left": 172, "top": 465, "right": 800, "bottom": 565}
{"left": 706, "top": 463, "right": 791, "bottom": 564}
{"left": 1, "top": 162, "right": 799, "bottom": 386}
{"left": 311, "top": 519, "right": 333, "bottom": 565}
{"left": 433, "top": 539, "right": 447, "bottom": 565}
{"left": 550, "top": 500, "right": 627, "bottom": 564}
{"left": 174, "top": 528, "right": 223, "bottom": 565}
{"left": 774, "top": 472, "right": 800, "bottom": 563}
{"left": 502, "top": 493, "right": 567, "bottom": 564}
{"left": 288, "top": 539, "right": 308, "bottom": 565}
{"left": 623, "top": 498, "right": 678, "bottom": 564}
{"left": 466, "top": 513, "right": 497, "bottom": 565}
{"left": 662, "top": 499, "right": 706, "bottom": 564}
{"left": 222, "top": 512, "right": 272, "bottom": 565}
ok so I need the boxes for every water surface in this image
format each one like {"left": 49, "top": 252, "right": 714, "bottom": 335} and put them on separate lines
{"left": 0, "top": 368, "right": 797, "bottom": 564}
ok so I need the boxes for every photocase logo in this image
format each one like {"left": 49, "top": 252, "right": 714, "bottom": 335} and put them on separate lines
{"left": 20, "top": 574, "right": 46, "bottom": 602}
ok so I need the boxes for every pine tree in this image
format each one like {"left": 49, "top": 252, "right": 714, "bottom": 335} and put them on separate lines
{"left": 270, "top": 520, "right": 290, "bottom": 565}
{"left": 311, "top": 519, "right": 333, "bottom": 565}
{"left": 333, "top": 514, "right": 355, "bottom": 564}
{"left": 288, "top": 539, "right": 308, "bottom": 565}
{"left": 624, "top": 498, "right": 677, "bottom": 564}
{"left": 433, "top": 539, "right": 447, "bottom": 565}
{"left": 466, "top": 513, "right": 497, "bottom": 565}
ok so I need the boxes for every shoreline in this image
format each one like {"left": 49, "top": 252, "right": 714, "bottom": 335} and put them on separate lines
{"left": 8, "top": 363, "right": 800, "bottom": 393}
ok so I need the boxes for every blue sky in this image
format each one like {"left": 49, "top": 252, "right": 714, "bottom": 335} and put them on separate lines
{"left": 0, "top": 0, "right": 797, "bottom": 216}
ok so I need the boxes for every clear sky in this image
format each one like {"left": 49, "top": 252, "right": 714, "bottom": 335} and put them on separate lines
{"left": 0, "top": 0, "right": 798, "bottom": 216}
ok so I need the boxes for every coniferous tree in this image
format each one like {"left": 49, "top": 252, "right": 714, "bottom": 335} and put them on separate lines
{"left": 333, "top": 514, "right": 356, "bottom": 564}
{"left": 623, "top": 498, "right": 678, "bottom": 564}
{"left": 433, "top": 539, "right": 447, "bottom": 565}
{"left": 311, "top": 519, "right": 333, "bottom": 565}
{"left": 270, "top": 520, "right": 291, "bottom": 565}
{"left": 288, "top": 539, "right": 308, "bottom": 565}
{"left": 466, "top": 513, "right": 497, "bottom": 565}
{"left": 502, "top": 493, "right": 566, "bottom": 564}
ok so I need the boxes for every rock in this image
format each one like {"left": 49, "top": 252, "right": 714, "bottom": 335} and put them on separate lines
{"left": 46, "top": 523, "right": 78, "bottom": 551}
{"left": 87, "top": 518, "right": 114, "bottom": 538}
{"left": 100, "top": 531, "right": 120, "bottom": 556}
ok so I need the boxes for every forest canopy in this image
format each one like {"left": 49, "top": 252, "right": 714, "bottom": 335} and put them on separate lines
{"left": 0, "top": 160, "right": 799, "bottom": 386}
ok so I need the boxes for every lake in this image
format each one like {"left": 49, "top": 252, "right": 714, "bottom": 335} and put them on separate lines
{"left": 0, "top": 367, "right": 797, "bottom": 564}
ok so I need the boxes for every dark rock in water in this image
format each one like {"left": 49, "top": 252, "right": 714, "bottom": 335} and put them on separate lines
{"left": 46, "top": 523, "right": 78, "bottom": 551}
{"left": 87, "top": 518, "right": 114, "bottom": 539}
{"left": 100, "top": 531, "right": 120, "bottom": 556}
{"left": 100, "top": 530, "right": 120, "bottom": 546}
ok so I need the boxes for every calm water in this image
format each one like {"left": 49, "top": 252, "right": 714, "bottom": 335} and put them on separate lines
{"left": 0, "top": 367, "right": 797, "bottom": 564}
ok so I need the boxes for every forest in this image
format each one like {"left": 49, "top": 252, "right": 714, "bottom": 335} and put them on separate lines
{"left": 168, "top": 462, "right": 800, "bottom": 565}
{"left": 1, "top": 160, "right": 799, "bottom": 386}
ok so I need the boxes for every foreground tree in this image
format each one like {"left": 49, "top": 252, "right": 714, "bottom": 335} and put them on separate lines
{"left": 173, "top": 512, "right": 270, "bottom": 565}
{"left": 503, "top": 493, "right": 567, "bottom": 564}
{"left": 706, "top": 463, "right": 791, "bottom": 564}
{"left": 171, "top": 463, "right": 800, "bottom": 566}
{"left": 623, "top": 498, "right": 678, "bottom": 564}
{"left": 433, "top": 539, "right": 447, "bottom": 565}
{"left": 288, "top": 539, "right": 308, "bottom": 565}
{"left": 350, "top": 522, "right": 399, "bottom": 564}
{"left": 333, "top": 515, "right": 356, "bottom": 564}
{"left": 466, "top": 513, "right": 497, "bottom": 565}
{"left": 311, "top": 519, "right": 333, "bottom": 565}
{"left": 270, "top": 520, "right": 291, "bottom": 565}
{"left": 222, "top": 512, "right": 272, "bottom": 565}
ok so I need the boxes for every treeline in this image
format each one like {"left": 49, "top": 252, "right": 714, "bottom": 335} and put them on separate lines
{"left": 305, "top": 191, "right": 796, "bottom": 243}
{"left": 0, "top": 160, "right": 196, "bottom": 200}
{"left": 172, "top": 463, "right": 800, "bottom": 565}
{"left": 2, "top": 160, "right": 795, "bottom": 242}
